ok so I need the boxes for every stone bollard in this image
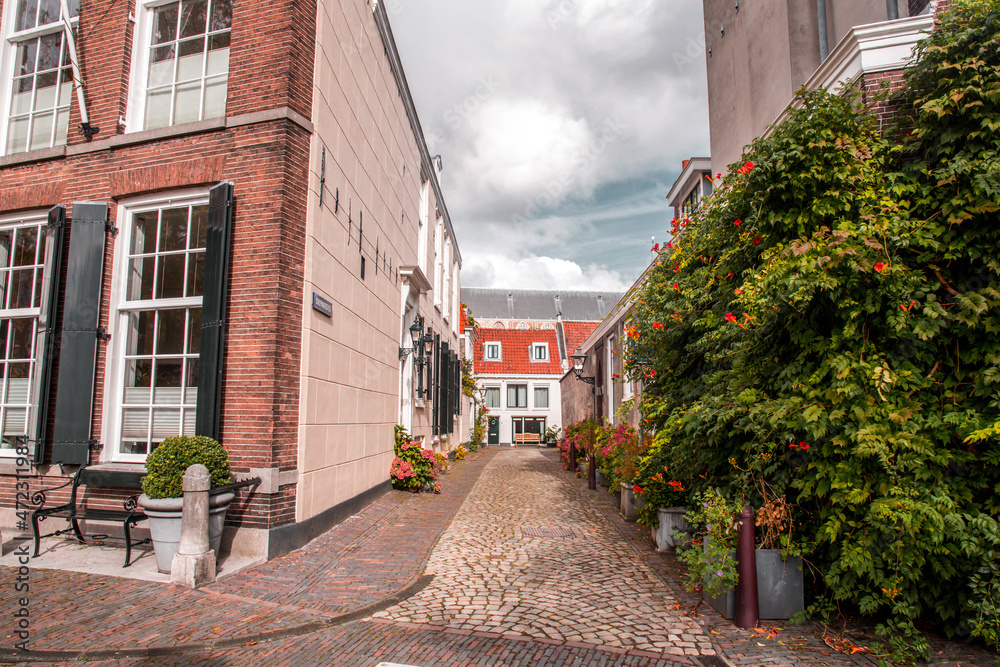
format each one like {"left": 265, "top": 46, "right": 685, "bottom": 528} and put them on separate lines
{"left": 170, "top": 464, "right": 216, "bottom": 588}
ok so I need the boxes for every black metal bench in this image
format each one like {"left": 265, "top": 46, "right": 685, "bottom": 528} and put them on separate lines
{"left": 30, "top": 466, "right": 149, "bottom": 567}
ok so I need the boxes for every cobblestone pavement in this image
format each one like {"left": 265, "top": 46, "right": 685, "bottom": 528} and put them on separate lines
{"left": 543, "top": 450, "right": 1000, "bottom": 667}
{"left": 0, "top": 445, "right": 996, "bottom": 666}
{"left": 374, "top": 449, "right": 715, "bottom": 658}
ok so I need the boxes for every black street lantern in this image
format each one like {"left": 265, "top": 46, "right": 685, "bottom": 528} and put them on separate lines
{"left": 399, "top": 316, "right": 425, "bottom": 359}
{"left": 571, "top": 354, "right": 596, "bottom": 385}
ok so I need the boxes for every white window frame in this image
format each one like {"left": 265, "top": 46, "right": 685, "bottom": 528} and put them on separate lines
{"left": 533, "top": 385, "right": 549, "bottom": 409}
{"left": 531, "top": 342, "right": 548, "bottom": 362}
{"left": 417, "top": 177, "right": 428, "bottom": 272}
{"left": 103, "top": 187, "right": 210, "bottom": 463}
{"left": 483, "top": 386, "right": 500, "bottom": 408}
{"left": 484, "top": 342, "right": 501, "bottom": 361}
{"left": 0, "top": 0, "right": 80, "bottom": 156}
{"left": 124, "top": 0, "right": 231, "bottom": 133}
{"left": 507, "top": 383, "right": 527, "bottom": 409}
{"left": 0, "top": 210, "right": 59, "bottom": 458}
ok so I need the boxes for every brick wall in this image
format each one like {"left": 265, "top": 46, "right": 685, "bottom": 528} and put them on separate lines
{"left": 0, "top": 0, "right": 319, "bottom": 533}
{"left": 861, "top": 69, "right": 910, "bottom": 132}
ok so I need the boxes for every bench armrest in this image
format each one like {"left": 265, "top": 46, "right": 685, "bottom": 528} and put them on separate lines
{"left": 29, "top": 476, "right": 77, "bottom": 508}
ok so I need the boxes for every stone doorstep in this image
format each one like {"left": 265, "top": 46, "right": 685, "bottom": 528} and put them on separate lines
{"left": 0, "top": 532, "right": 262, "bottom": 584}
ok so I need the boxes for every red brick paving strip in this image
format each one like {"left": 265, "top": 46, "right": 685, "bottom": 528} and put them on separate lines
{"left": 0, "top": 448, "right": 499, "bottom": 657}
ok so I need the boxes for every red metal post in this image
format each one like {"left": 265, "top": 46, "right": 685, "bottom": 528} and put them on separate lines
{"left": 735, "top": 506, "right": 759, "bottom": 629}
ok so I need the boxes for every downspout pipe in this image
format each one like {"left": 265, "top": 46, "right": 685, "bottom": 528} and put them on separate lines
{"left": 816, "top": 0, "right": 829, "bottom": 61}
{"left": 887, "top": 0, "right": 900, "bottom": 20}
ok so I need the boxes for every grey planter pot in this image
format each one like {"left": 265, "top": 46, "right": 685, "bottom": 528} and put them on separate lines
{"left": 619, "top": 482, "right": 645, "bottom": 521}
{"left": 595, "top": 470, "right": 608, "bottom": 487}
{"left": 651, "top": 507, "right": 690, "bottom": 552}
{"left": 701, "top": 541, "right": 804, "bottom": 620}
{"left": 138, "top": 491, "right": 235, "bottom": 574}
{"left": 755, "top": 549, "right": 805, "bottom": 620}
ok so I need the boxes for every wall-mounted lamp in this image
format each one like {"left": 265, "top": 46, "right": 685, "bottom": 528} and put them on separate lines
{"left": 571, "top": 355, "right": 596, "bottom": 385}
{"left": 399, "top": 316, "right": 426, "bottom": 359}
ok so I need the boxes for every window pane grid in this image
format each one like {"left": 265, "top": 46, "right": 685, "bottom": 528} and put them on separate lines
{"left": 144, "top": 0, "right": 231, "bottom": 130}
{"left": 7, "top": 30, "right": 73, "bottom": 154}
{"left": 0, "top": 216, "right": 45, "bottom": 453}
{"left": 118, "top": 202, "right": 207, "bottom": 457}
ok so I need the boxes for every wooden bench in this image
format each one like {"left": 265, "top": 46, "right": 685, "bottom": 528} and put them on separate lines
{"left": 513, "top": 433, "right": 542, "bottom": 446}
{"left": 30, "top": 466, "right": 150, "bottom": 568}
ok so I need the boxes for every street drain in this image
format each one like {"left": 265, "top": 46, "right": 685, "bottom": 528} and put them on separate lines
{"left": 521, "top": 526, "right": 575, "bottom": 539}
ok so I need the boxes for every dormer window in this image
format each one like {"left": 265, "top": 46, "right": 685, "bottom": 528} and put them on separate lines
{"left": 531, "top": 343, "right": 548, "bottom": 362}
{"left": 484, "top": 342, "right": 501, "bottom": 361}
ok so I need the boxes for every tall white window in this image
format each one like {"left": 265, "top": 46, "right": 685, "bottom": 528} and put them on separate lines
{"left": 109, "top": 192, "right": 208, "bottom": 460}
{"left": 417, "top": 178, "right": 428, "bottom": 272}
{"left": 129, "top": 0, "right": 231, "bottom": 131}
{"left": 0, "top": 212, "right": 57, "bottom": 455}
{"left": 433, "top": 217, "right": 442, "bottom": 307}
{"left": 1, "top": 0, "right": 79, "bottom": 154}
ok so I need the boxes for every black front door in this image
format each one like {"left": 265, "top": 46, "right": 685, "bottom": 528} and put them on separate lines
{"left": 488, "top": 416, "right": 500, "bottom": 445}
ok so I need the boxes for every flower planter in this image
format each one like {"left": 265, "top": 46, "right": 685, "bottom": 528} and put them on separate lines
{"left": 754, "top": 549, "right": 805, "bottom": 620}
{"left": 596, "top": 470, "right": 608, "bottom": 487}
{"left": 701, "top": 540, "right": 804, "bottom": 620}
{"left": 138, "top": 491, "right": 235, "bottom": 574}
{"left": 651, "top": 507, "right": 690, "bottom": 552}
{"left": 619, "top": 482, "right": 645, "bottom": 521}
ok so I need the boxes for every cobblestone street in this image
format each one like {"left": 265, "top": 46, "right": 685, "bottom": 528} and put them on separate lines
{"left": 375, "top": 449, "right": 713, "bottom": 657}
{"left": 0, "top": 446, "right": 997, "bottom": 666}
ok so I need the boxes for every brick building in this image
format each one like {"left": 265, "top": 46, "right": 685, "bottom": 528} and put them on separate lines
{"left": 0, "top": 0, "right": 464, "bottom": 560}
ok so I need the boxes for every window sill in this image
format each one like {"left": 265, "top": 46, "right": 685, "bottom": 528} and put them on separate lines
{"left": 0, "top": 108, "right": 313, "bottom": 166}
{"left": 0, "top": 145, "right": 67, "bottom": 167}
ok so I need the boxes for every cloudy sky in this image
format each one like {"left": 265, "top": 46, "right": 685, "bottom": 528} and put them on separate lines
{"left": 390, "top": 0, "right": 711, "bottom": 291}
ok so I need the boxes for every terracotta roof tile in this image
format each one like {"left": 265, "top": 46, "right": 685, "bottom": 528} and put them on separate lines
{"left": 473, "top": 328, "right": 563, "bottom": 375}
{"left": 563, "top": 321, "right": 600, "bottom": 357}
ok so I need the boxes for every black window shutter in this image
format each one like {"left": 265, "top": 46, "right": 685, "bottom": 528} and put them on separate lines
{"left": 440, "top": 342, "right": 451, "bottom": 435}
{"left": 195, "top": 182, "right": 234, "bottom": 442}
{"left": 432, "top": 334, "right": 441, "bottom": 435}
{"left": 32, "top": 206, "right": 66, "bottom": 464}
{"left": 51, "top": 202, "right": 107, "bottom": 465}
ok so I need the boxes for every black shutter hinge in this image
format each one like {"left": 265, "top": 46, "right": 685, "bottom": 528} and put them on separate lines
{"left": 97, "top": 327, "right": 111, "bottom": 341}
{"left": 88, "top": 439, "right": 101, "bottom": 450}
{"left": 105, "top": 218, "right": 118, "bottom": 237}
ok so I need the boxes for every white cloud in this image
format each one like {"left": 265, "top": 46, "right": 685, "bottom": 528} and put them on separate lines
{"left": 391, "top": 0, "right": 710, "bottom": 286}
{"left": 463, "top": 254, "right": 632, "bottom": 291}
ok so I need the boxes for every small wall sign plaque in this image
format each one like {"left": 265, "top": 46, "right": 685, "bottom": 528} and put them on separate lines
{"left": 312, "top": 292, "right": 333, "bottom": 317}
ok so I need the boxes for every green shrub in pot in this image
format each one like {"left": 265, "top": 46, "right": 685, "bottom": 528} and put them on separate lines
{"left": 141, "top": 435, "right": 231, "bottom": 499}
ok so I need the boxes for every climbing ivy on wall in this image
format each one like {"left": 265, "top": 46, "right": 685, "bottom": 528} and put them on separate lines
{"left": 624, "top": 0, "right": 1000, "bottom": 660}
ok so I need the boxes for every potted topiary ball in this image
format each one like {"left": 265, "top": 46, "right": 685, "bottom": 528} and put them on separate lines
{"left": 137, "top": 435, "right": 235, "bottom": 573}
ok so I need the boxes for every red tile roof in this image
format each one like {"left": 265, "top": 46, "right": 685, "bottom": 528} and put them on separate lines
{"left": 473, "top": 327, "right": 564, "bottom": 375}
{"left": 563, "top": 321, "right": 599, "bottom": 358}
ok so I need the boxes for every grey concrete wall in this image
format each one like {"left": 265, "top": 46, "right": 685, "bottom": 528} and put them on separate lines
{"left": 704, "top": 0, "right": 911, "bottom": 173}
